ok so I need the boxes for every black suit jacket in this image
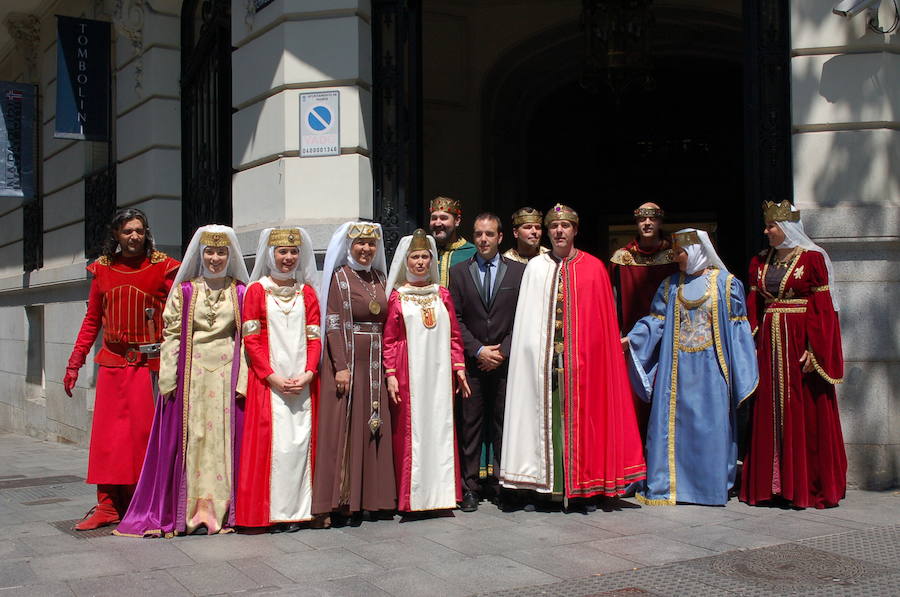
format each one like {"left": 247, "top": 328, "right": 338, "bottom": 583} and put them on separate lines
{"left": 449, "top": 255, "right": 526, "bottom": 363}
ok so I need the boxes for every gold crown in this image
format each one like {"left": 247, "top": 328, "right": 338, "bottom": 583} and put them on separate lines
{"left": 200, "top": 230, "right": 230, "bottom": 247}
{"left": 634, "top": 207, "right": 664, "bottom": 219}
{"left": 267, "top": 228, "right": 302, "bottom": 247}
{"left": 544, "top": 203, "right": 579, "bottom": 226}
{"left": 672, "top": 229, "right": 701, "bottom": 249}
{"left": 762, "top": 200, "right": 800, "bottom": 223}
{"left": 512, "top": 207, "right": 543, "bottom": 227}
{"left": 408, "top": 229, "right": 431, "bottom": 252}
{"left": 347, "top": 223, "right": 382, "bottom": 240}
{"left": 430, "top": 196, "right": 462, "bottom": 216}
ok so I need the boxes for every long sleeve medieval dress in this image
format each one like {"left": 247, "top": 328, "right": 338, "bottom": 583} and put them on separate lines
{"left": 626, "top": 270, "right": 758, "bottom": 505}
{"left": 116, "top": 278, "right": 248, "bottom": 536}
{"left": 383, "top": 284, "right": 466, "bottom": 512}
{"left": 313, "top": 265, "right": 396, "bottom": 515}
{"left": 740, "top": 248, "right": 846, "bottom": 509}
{"left": 236, "top": 278, "right": 322, "bottom": 526}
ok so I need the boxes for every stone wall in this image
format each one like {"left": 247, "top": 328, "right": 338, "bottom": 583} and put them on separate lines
{"left": 790, "top": 0, "right": 899, "bottom": 489}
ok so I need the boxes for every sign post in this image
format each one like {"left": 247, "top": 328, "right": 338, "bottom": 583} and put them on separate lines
{"left": 300, "top": 90, "right": 340, "bottom": 158}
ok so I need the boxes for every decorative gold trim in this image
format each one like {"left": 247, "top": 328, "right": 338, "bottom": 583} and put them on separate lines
{"left": 635, "top": 492, "right": 675, "bottom": 506}
{"left": 666, "top": 273, "right": 683, "bottom": 505}
{"left": 634, "top": 207, "right": 664, "bottom": 219}
{"left": 347, "top": 223, "right": 382, "bottom": 239}
{"left": 709, "top": 270, "right": 729, "bottom": 385}
{"left": 200, "top": 231, "right": 230, "bottom": 247}
{"left": 181, "top": 283, "right": 199, "bottom": 461}
{"left": 765, "top": 307, "right": 807, "bottom": 314}
{"left": 305, "top": 324, "right": 321, "bottom": 339}
{"left": 242, "top": 319, "right": 261, "bottom": 335}
{"left": 150, "top": 250, "right": 168, "bottom": 263}
{"left": 779, "top": 248, "right": 804, "bottom": 298}
{"left": 737, "top": 377, "right": 759, "bottom": 407}
{"left": 430, "top": 196, "right": 461, "bottom": 215}
{"left": 544, "top": 203, "right": 579, "bottom": 226}
{"left": 267, "top": 228, "right": 302, "bottom": 247}
{"left": 650, "top": 312, "right": 666, "bottom": 320}
{"left": 808, "top": 352, "right": 843, "bottom": 385}
{"left": 662, "top": 277, "right": 672, "bottom": 305}
{"left": 385, "top": 368, "right": 396, "bottom": 374}
{"left": 764, "top": 298, "right": 808, "bottom": 305}
{"left": 811, "top": 285, "right": 829, "bottom": 293}
{"left": 763, "top": 200, "right": 800, "bottom": 223}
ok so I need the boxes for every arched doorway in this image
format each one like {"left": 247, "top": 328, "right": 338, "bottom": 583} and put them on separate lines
{"left": 483, "top": 8, "right": 747, "bottom": 268}
{"left": 181, "top": 0, "right": 232, "bottom": 249}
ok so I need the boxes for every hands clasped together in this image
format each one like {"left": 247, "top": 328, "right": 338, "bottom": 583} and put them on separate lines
{"left": 266, "top": 372, "right": 315, "bottom": 395}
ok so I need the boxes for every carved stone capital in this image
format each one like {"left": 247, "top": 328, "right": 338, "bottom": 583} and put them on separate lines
{"left": 3, "top": 13, "right": 41, "bottom": 83}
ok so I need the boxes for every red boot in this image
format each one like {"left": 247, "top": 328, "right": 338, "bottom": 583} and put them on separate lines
{"left": 74, "top": 485, "right": 120, "bottom": 531}
{"left": 112, "top": 484, "right": 136, "bottom": 518}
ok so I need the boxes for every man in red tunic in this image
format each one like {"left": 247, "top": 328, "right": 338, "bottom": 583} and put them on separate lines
{"left": 501, "top": 204, "right": 646, "bottom": 511}
{"left": 609, "top": 203, "right": 678, "bottom": 441}
{"left": 63, "top": 208, "right": 179, "bottom": 530}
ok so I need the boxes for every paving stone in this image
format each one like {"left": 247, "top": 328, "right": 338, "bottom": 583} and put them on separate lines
{"left": 418, "top": 554, "right": 559, "bottom": 594}
{"left": 19, "top": 533, "right": 90, "bottom": 556}
{"left": 228, "top": 557, "right": 296, "bottom": 588}
{"left": 585, "top": 533, "right": 719, "bottom": 567}
{"left": 31, "top": 551, "right": 133, "bottom": 582}
{"left": 722, "top": 513, "right": 859, "bottom": 540}
{"left": 579, "top": 510, "right": 690, "bottom": 536}
{"left": 167, "top": 562, "right": 260, "bottom": 596}
{"left": 505, "top": 543, "right": 640, "bottom": 579}
{"left": 658, "top": 523, "right": 788, "bottom": 553}
{"left": 0, "top": 538, "right": 34, "bottom": 560}
{"left": 368, "top": 566, "right": 471, "bottom": 597}
{"left": 66, "top": 570, "right": 192, "bottom": 597}
{"left": 346, "top": 535, "right": 469, "bottom": 569}
{"left": 0, "top": 560, "right": 38, "bottom": 588}
{"left": 263, "top": 546, "right": 385, "bottom": 583}
{"left": 302, "top": 576, "right": 393, "bottom": 597}
{"left": 174, "top": 532, "right": 303, "bottom": 563}
{"left": 0, "top": 522, "right": 66, "bottom": 540}
{"left": 93, "top": 537, "right": 197, "bottom": 570}
{"left": 293, "top": 527, "right": 373, "bottom": 549}
{"left": 0, "top": 582, "right": 75, "bottom": 596}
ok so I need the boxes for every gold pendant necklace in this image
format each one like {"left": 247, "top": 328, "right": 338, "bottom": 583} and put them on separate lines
{"left": 350, "top": 268, "right": 383, "bottom": 315}
{"left": 203, "top": 283, "right": 225, "bottom": 327}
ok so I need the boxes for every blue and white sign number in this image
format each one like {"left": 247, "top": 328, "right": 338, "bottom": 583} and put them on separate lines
{"left": 300, "top": 90, "right": 340, "bottom": 157}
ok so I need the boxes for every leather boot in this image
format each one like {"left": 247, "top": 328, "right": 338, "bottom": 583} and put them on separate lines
{"left": 74, "top": 485, "right": 120, "bottom": 531}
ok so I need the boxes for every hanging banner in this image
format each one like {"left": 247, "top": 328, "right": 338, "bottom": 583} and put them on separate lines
{"left": 54, "top": 16, "right": 110, "bottom": 141}
{"left": 0, "top": 82, "right": 37, "bottom": 199}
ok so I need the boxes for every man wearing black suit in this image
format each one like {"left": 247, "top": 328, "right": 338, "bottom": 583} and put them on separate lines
{"left": 449, "top": 213, "right": 526, "bottom": 512}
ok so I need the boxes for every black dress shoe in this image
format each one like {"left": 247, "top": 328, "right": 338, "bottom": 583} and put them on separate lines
{"left": 460, "top": 491, "right": 479, "bottom": 512}
{"left": 283, "top": 522, "right": 302, "bottom": 533}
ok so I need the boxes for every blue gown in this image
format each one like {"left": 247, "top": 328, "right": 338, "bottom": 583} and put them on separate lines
{"left": 626, "top": 269, "right": 758, "bottom": 506}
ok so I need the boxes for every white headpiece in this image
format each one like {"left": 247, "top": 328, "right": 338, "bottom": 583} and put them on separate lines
{"left": 318, "top": 222, "right": 388, "bottom": 335}
{"left": 171, "top": 225, "right": 250, "bottom": 294}
{"left": 249, "top": 227, "right": 318, "bottom": 285}
{"left": 774, "top": 205, "right": 839, "bottom": 311}
{"left": 386, "top": 232, "right": 439, "bottom": 291}
{"left": 674, "top": 228, "right": 729, "bottom": 275}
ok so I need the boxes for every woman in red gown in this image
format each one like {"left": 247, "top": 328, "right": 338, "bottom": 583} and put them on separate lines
{"left": 740, "top": 201, "right": 846, "bottom": 509}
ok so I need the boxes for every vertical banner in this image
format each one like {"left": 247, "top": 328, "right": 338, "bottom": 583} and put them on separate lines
{"left": 0, "top": 83, "right": 37, "bottom": 199}
{"left": 54, "top": 16, "right": 110, "bottom": 141}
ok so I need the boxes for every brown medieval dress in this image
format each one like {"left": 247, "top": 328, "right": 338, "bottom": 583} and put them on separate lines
{"left": 313, "top": 265, "right": 397, "bottom": 515}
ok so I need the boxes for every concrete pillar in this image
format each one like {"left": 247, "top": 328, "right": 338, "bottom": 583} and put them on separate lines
{"left": 790, "top": 1, "right": 900, "bottom": 489}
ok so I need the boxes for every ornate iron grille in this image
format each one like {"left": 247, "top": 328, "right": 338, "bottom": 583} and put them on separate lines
{"left": 181, "top": 0, "right": 232, "bottom": 250}
{"left": 743, "top": 0, "right": 793, "bottom": 257}
{"left": 83, "top": 165, "right": 117, "bottom": 260}
{"left": 372, "top": 0, "right": 423, "bottom": 259}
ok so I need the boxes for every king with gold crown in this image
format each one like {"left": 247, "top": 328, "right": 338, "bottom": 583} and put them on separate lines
{"left": 428, "top": 196, "right": 476, "bottom": 287}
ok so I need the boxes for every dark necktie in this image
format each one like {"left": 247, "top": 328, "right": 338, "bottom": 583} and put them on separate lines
{"left": 483, "top": 261, "right": 493, "bottom": 304}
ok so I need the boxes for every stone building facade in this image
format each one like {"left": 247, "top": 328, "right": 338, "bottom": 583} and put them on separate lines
{"left": 0, "top": 0, "right": 896, "bottom": 489}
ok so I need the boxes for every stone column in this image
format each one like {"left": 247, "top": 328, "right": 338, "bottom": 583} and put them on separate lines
{"left": 790, "top": 1, "right": 900, "bottom": 489}
{"left": 230, "top": 0, "right": 373, "bottom": 255}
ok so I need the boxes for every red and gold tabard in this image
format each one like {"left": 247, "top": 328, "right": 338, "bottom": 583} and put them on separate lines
{"left": 609, "top": 238, "right": 679, "bottom": 334}
{"left": 67, "top": 250, "right": 180, "bottom": 485}
{"left": 69, "top": 251, "right": 180, "bottom": 371}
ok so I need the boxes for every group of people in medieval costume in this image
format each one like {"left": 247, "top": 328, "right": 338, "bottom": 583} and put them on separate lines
{"left": 63, "top": 195, "right": 847, "bottom": 537}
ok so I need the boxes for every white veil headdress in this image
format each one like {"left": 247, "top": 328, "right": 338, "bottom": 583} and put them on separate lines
{"left": 248, "top": 227, "right": 317, "bottom": 286}
{"left": 385, "top": 232, "right": 439, "bottom": 291}
{"left": 675, "top": 228, "right": 729, "bottom": 275}
{"left": 318, "top": 222, "right": 389, "bottom": 335}
{"left": 170, "top": 224, "right": 250, "bottom": 296}
{"left": 773, "top": 205, "right": 839, "bottom": 311}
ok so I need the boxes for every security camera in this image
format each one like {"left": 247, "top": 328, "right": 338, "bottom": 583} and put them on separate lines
{"left": 832, "top": 0, "right": 880, "bottom": 18}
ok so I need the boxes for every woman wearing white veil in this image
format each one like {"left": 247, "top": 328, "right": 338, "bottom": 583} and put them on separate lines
{"left": 624, "top": 228, "right": 758, "bottom": 506}
{"left": 236, "top": 227, "right": 323, "bottom": 531}
{"left": 312, "top": 222, "right": 396, "bottom": 525}
{"left": 383, "top": 229, "right": 470, "bottom": 516}
{"left": 741, "top": 201, "right": 846, "bottom": 509}
{"left": 116, "top": 224, "right": 251, "bottom": 537}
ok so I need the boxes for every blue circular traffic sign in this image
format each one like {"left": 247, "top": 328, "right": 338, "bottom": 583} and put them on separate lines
{"left": 307, "top": 106, "right": 332, "bottom": 131}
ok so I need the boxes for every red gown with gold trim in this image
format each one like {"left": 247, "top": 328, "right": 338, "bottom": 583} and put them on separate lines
{"left": 68, "top": 251, "right": 180, "bottom": 484}
{"left": 740, "top": 248, "right": 846, "bottom": 509}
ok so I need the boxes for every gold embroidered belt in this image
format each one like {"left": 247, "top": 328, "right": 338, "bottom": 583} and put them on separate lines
{"left": 765, "top": 300, "right": 807, "bottom": 314}
{"left": 352, "top": 322, "right": 383, "bottom": 334}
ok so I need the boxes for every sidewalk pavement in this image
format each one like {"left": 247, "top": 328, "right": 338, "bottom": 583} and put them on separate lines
{"left": 0, "top": 431, "right": 897, "bottom": 597}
